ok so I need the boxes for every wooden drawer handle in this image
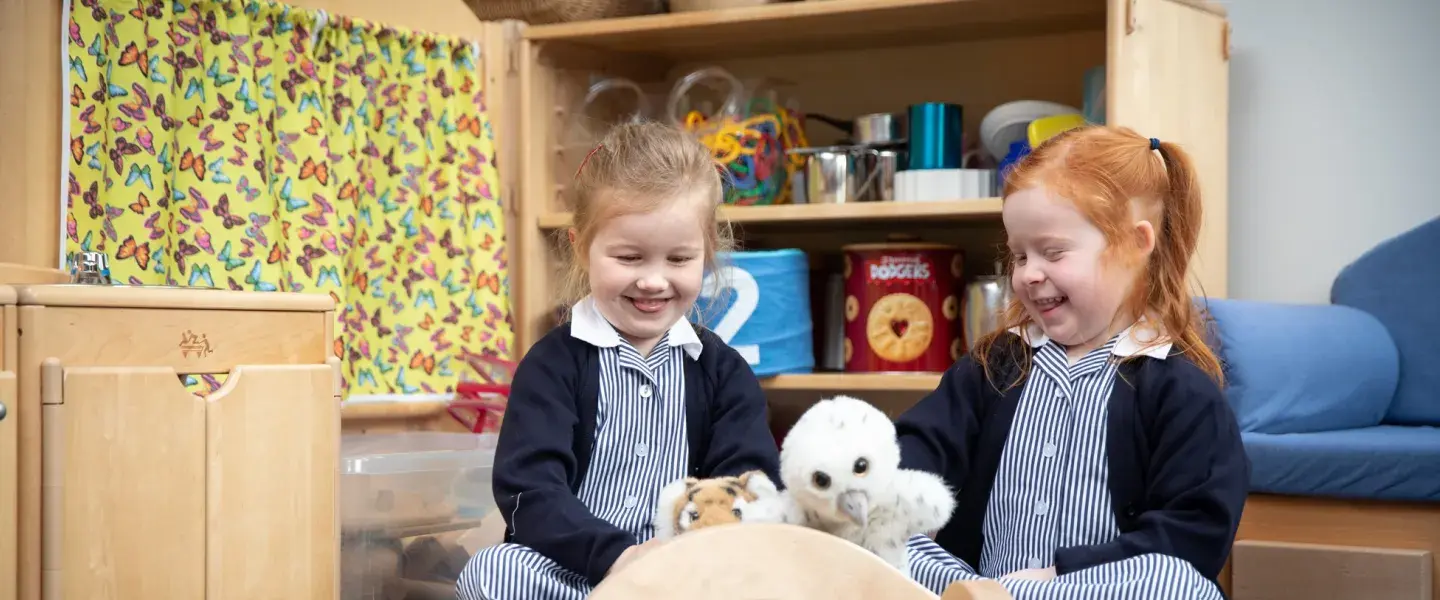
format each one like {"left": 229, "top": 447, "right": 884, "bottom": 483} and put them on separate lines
{"left": 0, "top": 400, "right": 6, "bottom": 421}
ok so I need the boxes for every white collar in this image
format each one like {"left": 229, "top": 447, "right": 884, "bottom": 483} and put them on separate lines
{"left": 569, "top": 295, "right": 704, "bottom": 360}
{"left": 1009, "top": 315, "right": 1172, "bottom": 360}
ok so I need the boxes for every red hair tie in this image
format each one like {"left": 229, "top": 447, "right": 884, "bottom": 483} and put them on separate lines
{"left": 574, "top": 143, "right": 603, "bottom": 179}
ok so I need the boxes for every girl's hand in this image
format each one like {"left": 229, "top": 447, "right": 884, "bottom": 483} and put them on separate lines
{"left": 1003, "top": 566, "right": 1056, "bottom": 581}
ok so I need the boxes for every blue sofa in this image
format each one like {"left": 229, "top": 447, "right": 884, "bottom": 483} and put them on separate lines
{"left": 1206, "top": 215, "right": 1440, "bottom": 502}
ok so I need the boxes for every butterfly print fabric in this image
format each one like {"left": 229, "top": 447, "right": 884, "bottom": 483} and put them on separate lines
{"left": 65, "top": 0, "right": 513, "bottom": 397}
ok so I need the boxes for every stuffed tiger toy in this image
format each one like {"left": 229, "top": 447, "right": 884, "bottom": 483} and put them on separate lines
{"left": 652, "top": 470, "right": 786, "bottom": 540}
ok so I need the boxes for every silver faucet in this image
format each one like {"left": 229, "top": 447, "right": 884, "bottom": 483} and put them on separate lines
{"left": 70, "top": 251, "right": 113, "bottom": 285}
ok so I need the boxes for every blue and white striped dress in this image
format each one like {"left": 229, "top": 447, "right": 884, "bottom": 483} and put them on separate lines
{"left": 907, "top": 327, "right": 1224, "bottom": 600}
{"left": 456, "top": 303, "right": 697, "bottom": 600}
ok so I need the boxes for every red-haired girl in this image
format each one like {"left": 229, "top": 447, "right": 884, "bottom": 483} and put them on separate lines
{"left": 899, "top": 126, "right": 1249, "bottom": 600}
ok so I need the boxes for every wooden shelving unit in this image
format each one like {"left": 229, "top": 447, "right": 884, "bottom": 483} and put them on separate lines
{"left": 509, "top": 0, "right": 1230, "bottom": 408}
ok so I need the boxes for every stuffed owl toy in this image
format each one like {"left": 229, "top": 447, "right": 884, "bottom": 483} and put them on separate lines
{"left": 777, "top": 395, "right": 957, "bottom": 571}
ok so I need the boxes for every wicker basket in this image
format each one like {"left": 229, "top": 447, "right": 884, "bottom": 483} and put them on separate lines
{"left": 465, "top": 0, "right": 664, "bottom": 24}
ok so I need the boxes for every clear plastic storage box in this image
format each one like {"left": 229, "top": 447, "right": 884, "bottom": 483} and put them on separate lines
{"left": 340, "top": 432, "right": 499, "bottom": 600}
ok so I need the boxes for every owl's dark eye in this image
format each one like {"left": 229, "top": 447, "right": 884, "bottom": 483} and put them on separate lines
{"left": 812, "top": 471, "right": 831, "bottom": 490}
{"left": 853, "top": 458, "right": 869, "bottom": 475}
{"left": 688, "top": 510, "right": 699, "bottom": 520}
{"left": 731, "top": 508, "right": 742, "bottom": 518}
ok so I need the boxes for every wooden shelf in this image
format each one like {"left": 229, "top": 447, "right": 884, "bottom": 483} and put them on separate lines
{"left": 759, "top": 373, "right": 940, "bottom": 393}
{"left": 523, "top": 0, "right": 1108, "bottom": 60}
{"left": 536, "top": 198, "right": 1002, "bottom": 230}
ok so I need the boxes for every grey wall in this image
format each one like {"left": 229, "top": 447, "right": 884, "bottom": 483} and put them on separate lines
{"left": 1218, "top": 0, "right": 1440, "bottom": 302}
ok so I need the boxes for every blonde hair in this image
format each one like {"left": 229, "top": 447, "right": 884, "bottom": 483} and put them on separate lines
{"left": 973, "top": 125, "right": 1223, "bottom": 388}
{"left": 557, "top": 121, "right": 736, "bottom": 312}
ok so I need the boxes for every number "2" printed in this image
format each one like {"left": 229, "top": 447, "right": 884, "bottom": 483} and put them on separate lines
{"left": 701, "top": 265, "right": 761, "bottom": 366}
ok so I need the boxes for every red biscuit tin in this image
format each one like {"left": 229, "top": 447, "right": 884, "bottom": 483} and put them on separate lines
{"left": 842, "top": 243, "right": 964, "bottom": 373}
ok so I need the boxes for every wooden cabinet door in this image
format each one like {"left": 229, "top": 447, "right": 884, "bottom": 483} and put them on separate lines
{"left": 0, "top": 372, "right": 15, "bottom": 600}
{"left": 206, "top": 364, "right": 339, "bottom": 600}
{"left": 45, "top": 368, "right": 207, "bottom": 600}
{"left": 1107, "top": 0, "right": 1232, "bottom": 298}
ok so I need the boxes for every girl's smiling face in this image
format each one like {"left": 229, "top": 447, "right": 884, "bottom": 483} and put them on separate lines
{"left": 583, "top": 192, "right": 708, "bottom": 355}
{"left": 1003, "top": 187, "right": 1145, "bottom": 358}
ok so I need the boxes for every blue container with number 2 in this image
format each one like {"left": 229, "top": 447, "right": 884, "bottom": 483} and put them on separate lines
{"left": 691, "top": 249, "right": 814, "bottom": 377}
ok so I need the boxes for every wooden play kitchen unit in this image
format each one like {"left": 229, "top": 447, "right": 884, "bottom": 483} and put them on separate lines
{"left": 0, "top": 275, "right": 341, "bottom": 600}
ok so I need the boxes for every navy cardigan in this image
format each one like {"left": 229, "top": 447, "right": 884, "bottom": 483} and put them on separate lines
{"left": 896, "top": 333, "right": 1250, "bottom": 588}
{"left": 491, "top": 322, "right": 781, "bottom": 587}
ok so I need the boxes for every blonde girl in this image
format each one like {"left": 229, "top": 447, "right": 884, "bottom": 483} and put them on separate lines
{"left": 457, "top": 122, "right": 779, "bottom": 600}
{"left": 897, "top": 126, "right": 1249, "bottom": 600}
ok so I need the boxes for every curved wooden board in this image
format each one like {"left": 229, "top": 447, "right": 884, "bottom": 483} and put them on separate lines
{"left": 589, "top": 523, "right": 939, "bottom": 600}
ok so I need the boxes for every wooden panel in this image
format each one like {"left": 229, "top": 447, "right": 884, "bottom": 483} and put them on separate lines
{"left": 2, "top": 303, "right": 14, "bottom": 373}
{"left": 0, "top": 265, "right": 68, "bottom": 286}
{"left": 43, "top": 368, "right": 206, "bottom": 600}
{"left": 206, "top": 365, "right": 339, "bottom": 600}
{"left": 1231, "top": 540, "right": 1432, "bottom": 600}
{"left": 27, "top": 307, "right": 329, "bottom": 376}
{"left": 0, "top": 373, "right": 15, "bottom": 600}
{"left": 16, "top": 314, "right": 42, "bottom": 600}
{"left": 761, "top": 373, "right": 940, "bottom": 393}
{"left": 1106, "top": 0, "right": 1230, "bottom": 297}
{"left": 482, "top": 20, "right": 526, "bottom": 362}
{"left": 0, "top": 0, "right": 63, "bottom": 269}
{"left": 1235, "top": 494, "right": 1440, "bottom": 599}
{"left": 517, "top": 39, "right": 563, "bottom": 353}
{"left": 523, "top": 0, "right": 1106, "bottom": 61}
{"left": 14, "top": 285, "right": 333, "bottom": 312}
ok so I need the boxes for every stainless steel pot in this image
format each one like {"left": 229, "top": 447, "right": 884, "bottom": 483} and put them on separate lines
{"left": 857, "top": 149, "right": 902, "bottom": 202}
{"left": 963, "top": 270, "right": 1013, "bottom": 349}
{"left": 790, "top": 145, "right": 883, "bottom": 204}
{"left": 853, "top": 112, "right": 906, "bottom": 146}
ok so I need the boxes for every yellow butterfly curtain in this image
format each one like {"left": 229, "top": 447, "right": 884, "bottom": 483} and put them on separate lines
{"left": 64, "top": 0, "right": 514, "bottom": 398}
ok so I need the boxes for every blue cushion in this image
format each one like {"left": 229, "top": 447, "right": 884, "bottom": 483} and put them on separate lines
{"left": 1243, "top": 426, "right": 1440, "bottom": 502}
{"left": 1332, "top": 216, "right": 1440, "bottom": 426}
{"left": 1204, "top": 298, "right": 1398, "bottom": 434}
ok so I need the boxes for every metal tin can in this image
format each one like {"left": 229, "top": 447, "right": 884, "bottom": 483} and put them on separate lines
{"left": 906, "top": 102, "right": 963, "bottom": 170}
{"left": 842, "top": 243, "right": 963, "bottom": 373}
{"left": 963, "top": 274, "right": 1014, "bottom": 351}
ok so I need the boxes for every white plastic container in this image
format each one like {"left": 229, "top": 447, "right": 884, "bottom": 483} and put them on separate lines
{"left": 340, "top": 432, "right": 499, "bottom": 600}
